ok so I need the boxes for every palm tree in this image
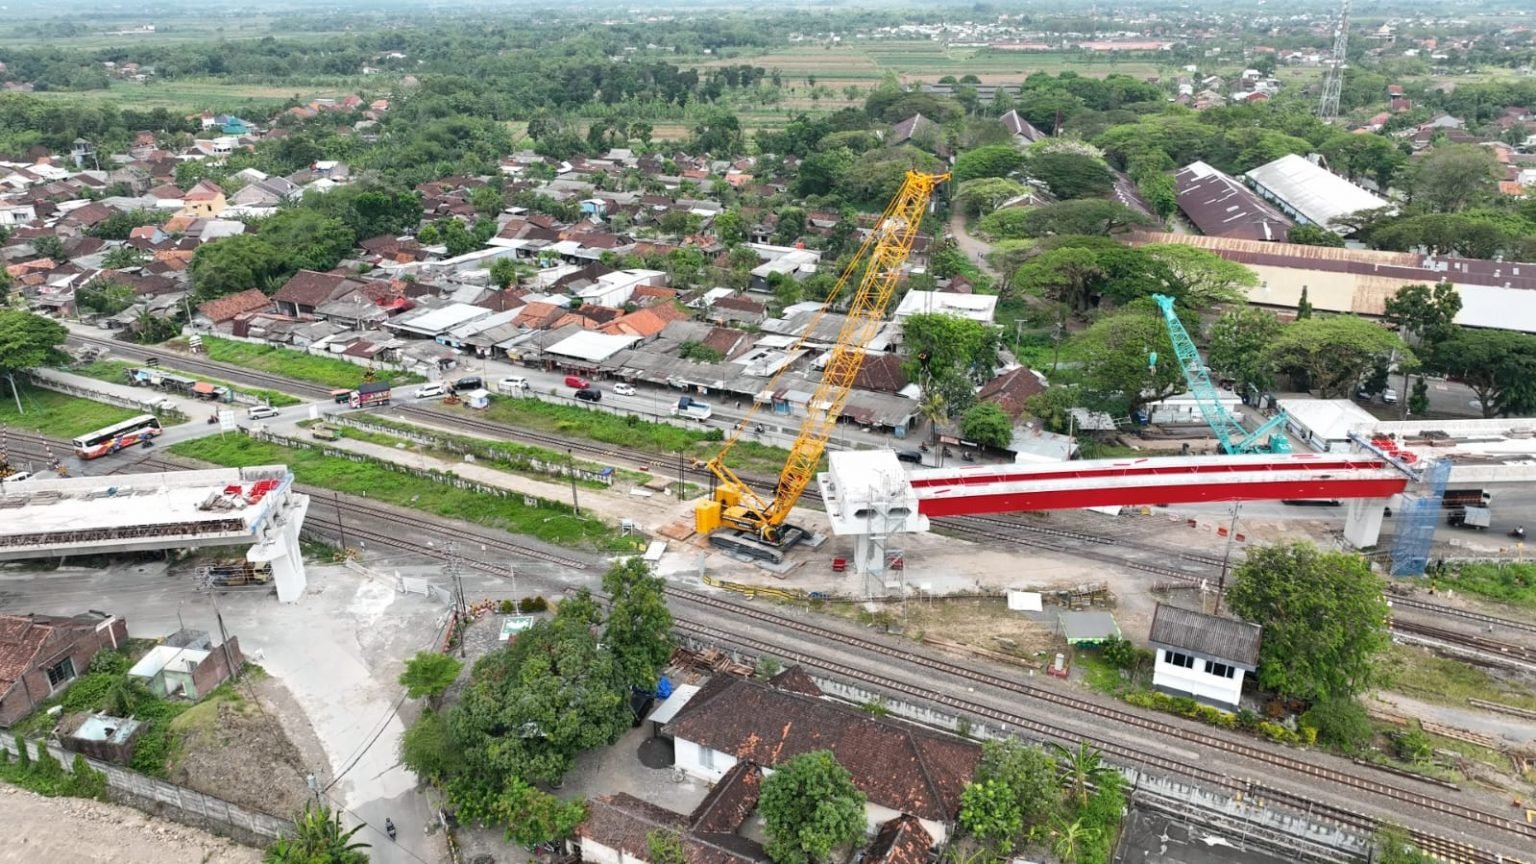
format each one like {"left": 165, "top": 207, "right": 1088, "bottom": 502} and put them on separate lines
{"left": 1050, "top": 740, "right": 1111, "bottom": 808}
{"left": 917, "top": 388, "right": 947, "bottom": 443}
{"left": 1049, "top": 816, "right": 1097, "bottom": 864}
{"left": 265, "top": 803, "right": 370, "bottom": 864}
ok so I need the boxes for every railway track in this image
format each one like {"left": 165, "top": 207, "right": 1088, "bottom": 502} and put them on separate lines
{"left": 663, "top": 586, "right": 1536, "bottom": 850}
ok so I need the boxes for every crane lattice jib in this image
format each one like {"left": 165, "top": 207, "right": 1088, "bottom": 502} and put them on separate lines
{"left": 710, "top": 171, "right": 945, "bottom": 531}
{"left": 1152, "top": 293, "right": 1260, "bottom": 454}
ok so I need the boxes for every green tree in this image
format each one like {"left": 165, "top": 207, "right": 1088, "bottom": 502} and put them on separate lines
{"left": 1264, "top": 316, "right": 1409, "bottom": 398}
{"left": 399, "top": 651, "right": 463, "bottom": 700}
{"left": 978, "top": 200, "right": 1152, "bottom": 240}
{"left": 952, "top": 144, "right": 1028, "bottom": 183}
{"left": 901, "top": 313, "right": 1000, "bottom": 392}
{"left": 1295, "top": 286, "right": 1313, "bottom": 319}
{"left": 1374, "top": 825, "right": 1433, "bottom": 864}
{"left": 1207, "top": 306, "right": 1284, "bottom": 395}
{"left": 1027, "top": 151, "right": 1114, "bottom": 200}
{"left": 302, "top": 184, "right": 422, "bottom": 240}
{"left": 1383, "top": 282, "right": 1462, "bottom": 352}
{"left": 32, "top": 235, "right": 65, "bottom": 261}
{"left": 1227, "top": 542, "right": 1390, "bottom": 701}
{"left": 189, "top": 234, "right": 290, "bottom": 300}
{"left": 1139, "top": 244, "right": 1256, "bottom": 309}
{"left": 961, "top": 402, "right": 1013, "bottom": 449}
{"left": 86, "top": 209, "right": 164, "bottom": 241}
{"left": 954, "top": 178, "right": 1027, "bottom": 218}
{"left": 1428, "top": 329, "right": 1536, "bottom": 417}
{"left": 601, "top": 558, "right": 674, "bottom": 690}
{"left": 400, "top": 708, "right": 456, "bottom": 782}
{"left": 1320, "top": 132, "right": 1406, "bottom": 189}
{"left": 1301, "top": 697, "right": 1373, "bottom": 754}
{"left": 974, "top": 739, "right": 1059, "bottom": 831}
{"left": 1011, "top": 247, "right": 1103, "bottom": 313}
{"left": 1408, "top": 144, "right": 1501, "bottom": 212}
{"left": 101, "top": 246, "right": 150, "bottom": 270}
{"left": 758, "top": 751, "right": 867, "bottom": 864}
{"left": 470, "top": 185, "right": 504, "bottom": 217}
{"left": 1137, "top": 173, "right": 1177, "bottom": 221}
{"left": 75, "top": 282, "right": 137, "bottom": 316}
{"left": 1287, "top": 225, "right": 1345, "bottom": 248}
{"left": 1072, "top": 304, "right": 1185, "bottom": 419}
{"left": 959, "top": 779, "right": 1023, "bottom": 854}
{"left": 257, "top": 208, "right": 357, "bottom": 273}
{"left": 0, "top": 311, "right": 69, "bottom": 408}
{"left": 265, "top": 803, "right": 369, "bottom": 864}
{"left": 489, "top": 257, "right": 521, "bottom": 290}
{"left": 773, "top": 207, "right": 807, "bottom": 245}
{"left": 713, "top": 209, "right": 747, "bottom": 246}
{"left": 1049, "top": 817, "right": 1096, "bottom": 864}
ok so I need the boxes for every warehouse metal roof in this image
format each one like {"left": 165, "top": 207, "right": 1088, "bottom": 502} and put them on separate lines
{"left": 1243, "top": 154, "right": 1389, "bottom": 230}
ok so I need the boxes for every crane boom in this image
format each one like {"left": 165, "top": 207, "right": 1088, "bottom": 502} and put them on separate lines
{"left": 700, "top": 171, "right": 947, "bottom": 547}
{"left": 1152, "top": 294, "right": 1290, "bottom": 454}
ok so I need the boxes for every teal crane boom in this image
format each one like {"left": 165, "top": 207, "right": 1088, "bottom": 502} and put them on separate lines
{"left": 1152, "top": 294, "right": 1291, "bottom": 454}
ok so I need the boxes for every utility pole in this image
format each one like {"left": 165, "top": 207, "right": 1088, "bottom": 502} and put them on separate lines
{"left": 567, "top": 448, "right": 580, "bottom": 516}
{"left": 333, "top": 492, "right": 348, "bottom": 551}
{"left": 446, "top": 543, "right": 466, "bottom": 657}
{"left": 1214, "top": 503, "right": 1241, "bottom": 615}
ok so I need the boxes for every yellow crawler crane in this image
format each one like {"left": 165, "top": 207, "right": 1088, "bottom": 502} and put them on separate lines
{"left": 695, "top": 170, "right": 948, "bottom": 561}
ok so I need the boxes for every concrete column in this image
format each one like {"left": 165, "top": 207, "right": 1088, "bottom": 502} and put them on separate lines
{"left": 252, "top": 492, "right": 310, "bottom": 603}
{"left": 1342, "top": 497, "right": 1387, "bottom": 548}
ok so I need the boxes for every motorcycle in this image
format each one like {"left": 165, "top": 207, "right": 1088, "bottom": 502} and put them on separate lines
{"left": 962, "top": 450, "right": 975, "bottom": 462}
{"left": 1511, "top": 527, "right": 1525, "bottom": 540}
{"left": 207, "top": 414, "right": 218, "bottom": 425}
{"left": 141, "top": 438, "right": 154, "bottom": 448}
{"left": 385, "top": 818, "right": 396, "bottom": 841}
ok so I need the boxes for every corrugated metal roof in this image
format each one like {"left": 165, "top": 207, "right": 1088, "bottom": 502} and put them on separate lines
{"left": 1175, "top": 161, "right": 1293, "bottom": 242}
{"left": 1243, "top": 154, "right": 1389, "bottom": 228}
{"left": 1148, "top": 603, "right": 1261, "bottom": 667}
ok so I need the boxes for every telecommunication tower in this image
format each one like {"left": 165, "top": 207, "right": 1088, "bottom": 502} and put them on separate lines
{"left": 1317, "top": 0, "right": 1351, "bottom": 122}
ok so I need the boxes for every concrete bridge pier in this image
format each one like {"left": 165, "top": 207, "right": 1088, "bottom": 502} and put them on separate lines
{"left": 1343, "top": 497, "right": 1388, "bottom": 548}
{"left": 248, "top": 491, "right": 311, "bottom": 603}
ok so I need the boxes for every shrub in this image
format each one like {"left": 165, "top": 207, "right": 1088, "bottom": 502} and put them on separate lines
{"left": 519, "top": 596, "right": 549, "bottom": 613}
{"left": 1170, "top": 695, "right": 1200, "bottom": 717}
{"left": 1258, "top": 722, "right": 1298, "bottom": 745}
{"left": 69, "top": 754, "right": 107, "bottom": 800}
{"left": 1394, "top": 727, "right": 1434, "bottom": 764}
{"left": 498, "top": 599, "right": 516, "bottom": 614}
{"left": 15, "top": 735, "right": 29, "bottom": 769}
{"left": 60, "top": 673, "right": 117, "bottom": 712}
{"left": 1300, "top": 726, "right": 1319, "bottom": 746}
{"left": 1236, "top": 708, "right": 1261, "bottom": 730}
{"left": 87, "top": 652, "right": 130, "bottom": 676}
{"left": 1301, "top": 697, "right": 1372, "bottom": 754}
{"left": 1100, "top": 635, "right": 1138, "bottom": 670}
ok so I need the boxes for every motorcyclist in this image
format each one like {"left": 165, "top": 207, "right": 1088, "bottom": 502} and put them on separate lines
{"left": 385, "top": 818, "right": 396, "bottom": 840}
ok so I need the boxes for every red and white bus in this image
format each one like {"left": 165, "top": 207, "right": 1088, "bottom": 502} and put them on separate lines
{"left": 73, "top": 414, "right": 164, "bottom": 459}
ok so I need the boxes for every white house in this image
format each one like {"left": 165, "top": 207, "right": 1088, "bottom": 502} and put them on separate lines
{"left": 1148, "top": 603, "right": 1262, "bottom": 710}
{"left": 575, "top": 268, "right": 668, "bottom": 308}
{"left": 664, "top": 668, "right": 977, "bottom": 843}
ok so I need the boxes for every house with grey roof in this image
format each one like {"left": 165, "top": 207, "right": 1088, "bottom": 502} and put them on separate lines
{"left": 1148, "top": 603, "right": 1262, "bottom": 710}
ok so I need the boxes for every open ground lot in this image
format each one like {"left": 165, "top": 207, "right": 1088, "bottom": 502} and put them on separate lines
{"left": 0, "top": 786, "right": 263, "bottom": 864}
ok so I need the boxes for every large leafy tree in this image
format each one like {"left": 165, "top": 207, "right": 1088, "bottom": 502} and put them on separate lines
{"left": 1071, "top": 303, "right": 1185, "bottom": 419}
{"left": 1138, "top": 244, "right": 1256, "bottom": 310}
{"left": 1429, "top": 329, "right": 1536, "bottom": 418}
{"left": 1262, "top": 316, "right": 1409, "bottom": 398}
{"left": 189, "top": 234, "right": 290, "bottom": 300}
{"left": 954, "top": 177, "right": 1027, "bottom": 218}
{"left": 1319, "top": 132, "right": 1405, "bottom": 189}
{"left": 1011, "top": 247, "right": 1103, "bottom": 313}
{"left": 601, "top": 558, "right": 674, "bottom": 690}
{"left": 959, "top": 779, "right": 1023, "bottom": 854}
{"left": 1026, "top": 151, "right": 1114, "bottom": 200}
{"left": 902, "top": 313, "right": 1000, "bottom": 417}
{"left": 301, "top": 184, "right": 423, "bottom": 240}
{"left": 264, "top": 803, "right": 368, "bottom": 864}
{"left": 0, "top": 312, "right": 69, "bottom": 409}
{"left": 1383, "top": 282, "right": 1462, "bottom": 351}
{"left": 758, "top": 751, "right": 867, "bottom": 864}
{"left": 978, "top": 199, "right": 1152, "bottom": 240}
{"left": 961, "top": 402, "right": 1014, "bottom": 449}
{"left": 1207, "top": 307, "right": 1284, "bottom": 396}
{"left": 256, "top": 208, "right": 358, "bottom": 273}
{"left": 398, "top": 651, "right": 463, "bottom": 700}
{"left": 974, "top": 739, "right": 1058, "bottom": 832}
{"left": 1226, "top": 542, "right": 1390, "bottom": 701}
{"left": 1407, "top": 144, "right": 1501, "bottom": 213}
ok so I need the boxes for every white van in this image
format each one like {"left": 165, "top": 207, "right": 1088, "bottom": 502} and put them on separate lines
{"left": 248, "top": 405, "right": 280, "bottom": 420}
{"left": 497, "top": 376, "right": 529, "bottom": 394}
{"left": 414, "top": 383, "right": 446, "bottom": 399}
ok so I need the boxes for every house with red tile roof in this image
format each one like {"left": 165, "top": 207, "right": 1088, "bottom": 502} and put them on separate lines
{"left": 0, "top": 612, "right": 128, "bottom": 726}
{"left": 197, "top": 288, "right": 271, "bottom": 328}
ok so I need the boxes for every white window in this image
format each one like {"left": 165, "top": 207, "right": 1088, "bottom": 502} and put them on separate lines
{"left": 46, "top": 657, "right": 76, "bottom": 690}
{"left": 699, "top": 746, "right": 715, "bottom": 769}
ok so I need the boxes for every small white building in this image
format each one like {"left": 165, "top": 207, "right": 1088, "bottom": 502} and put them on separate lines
{"left": 1276, "top": 397, "right": 1377, "bottom": 453}
{"left": 576, "top": 268, "right": 668, "bottom": 308}
{"left": 1148, "top": 603, "right": 1262, "bottom": 711}
{"left": 893, "top": 290, "right": 998, "bottom": 324}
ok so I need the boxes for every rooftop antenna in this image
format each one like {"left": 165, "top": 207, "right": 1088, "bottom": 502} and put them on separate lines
{"left": 1317, "top": 0, "right": 1351, "bottom": 122}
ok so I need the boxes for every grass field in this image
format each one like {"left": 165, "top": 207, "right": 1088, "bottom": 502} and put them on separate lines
{"left": 29, "top": 77, "right": 367, "bottom": 113}
{"left": 0, "top": 381, "right": 146, "bottom": 440}
{"left": 1376, "top": 643, "right": 1536, "bottom": 713}
{"left": 171, "top": 434, "right": 640, "bottom": 552}
{"left": 700, "top": 42, "right": 1161, "bottom": 88}
{"left": 199, "top": 337, "right": 423, "bottom": 390}
{"left": 73, "top": 359, "right": 301, "bottom": 407}
{"left": 469, "top": 397, "right": 797, "bottom": 478}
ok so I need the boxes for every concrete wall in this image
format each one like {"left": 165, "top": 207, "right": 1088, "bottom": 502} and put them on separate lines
{"left": 673, "top": 737, "right": 737, "bottom": 783}
{"left": 1150, "top": 650, "right": 1245, "bottom": 709}
{"left": 191, "top": 637, "right": 244, "bottom": 699}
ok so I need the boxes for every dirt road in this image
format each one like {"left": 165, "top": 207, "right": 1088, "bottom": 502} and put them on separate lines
{"left": 0, "top": 787, "right": 263, "bottom": 864}
{"left": 947, "top": 209, "right": 1000, "bottom": 279}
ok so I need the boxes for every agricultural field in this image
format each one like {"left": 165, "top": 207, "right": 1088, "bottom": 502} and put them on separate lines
{"left": 28, "top": 77, "right": 369, "bottom": 114}
{"left": 700, "top": 42, "right": 1162, "bottom": 89}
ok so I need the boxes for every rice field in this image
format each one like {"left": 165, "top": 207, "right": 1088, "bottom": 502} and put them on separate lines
{"left": 28, "top": 78, "right": 365, "bottom": 113}
{"left": 699, "top": 42, "right": 1162, "bottom": 88}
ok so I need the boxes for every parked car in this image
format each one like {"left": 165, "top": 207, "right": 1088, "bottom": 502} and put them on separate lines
{"left": 612, "top": 382, "right": 636, "bottom": 396}
{"left": 453, "top": 376, "right": 483, "bottom": 393}
{"left": 248, "top": 405, "right": 280, "bottom": 420}
{"left": 895, "top": 450, "right": 924, "bottom": 465}
{"left": 5, "top": 472, "right": 33, "bottom": 483}
{"left": 1382, "top": 387, "right": 1398, "bottom": 404}
{"left": 564, "top": 375, "right": 591, "bottom": 389}
{"left": 498, "top": 376, "right": 529, "bottom": 394}
{"left": 414, "top": 383, "right": 446, "bottom": 399}
{"left": 575, "top": 388, "right": 602, "bottom": 403}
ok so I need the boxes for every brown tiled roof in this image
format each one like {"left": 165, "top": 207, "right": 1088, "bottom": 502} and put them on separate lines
{"left": 272, "top": 270, "right": 357, "bottom": 308}
{"left": 184, "top": 179, "right": 224, "bottom": 202}
{"left": 977, "top": 366, "right": 1046, "bottom": 420}
{"left": 852, "top": 353, "right": 910, "bottom": 395}
{"left": 512, "top": 301, "right": 567, "bottom": 330}
{"left": 631, "top": 284, "right": 680, "bottom": 304}
{"left": 667, "top": 675, "right": 979, "bottom": 820}
{"left": 700, "top": 327, "right": 749, "bottom": 360}
{"left": 865, "top": 816, "right": 934, "bottom": 864}
{"left": 63, "top": 202, "right": 113, "bottom": 226}
{"left": 198, "top": 288, "right": 270, "bottom": 323}
{"left": 604, "top": 303, "right": 688, "bottom": 338}
{"left": 767, "top": 666, "right": 823, "bottom": 697}
{"left": 0, "top": 613, "right": 102, "bottom": 691}
{"left": 146, "top": 183, "right": 184, "bottom": 199}
{"left": 688, "top": 761, "right": 761, "bottom": 834}
{"left": 578, "top": 794, "right": 767, "bottom": 864}
{"left": 712, "top": 294, "right": 765, "bottom": 314}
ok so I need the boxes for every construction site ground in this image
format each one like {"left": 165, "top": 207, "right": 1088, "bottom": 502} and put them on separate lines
{"left": 0, "top": 785, "right": 263, "bottom": 864}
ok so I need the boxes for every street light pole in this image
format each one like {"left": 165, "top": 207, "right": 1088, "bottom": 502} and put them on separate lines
{"left": 567, "top": 448, "right": 580, "bottom": 516}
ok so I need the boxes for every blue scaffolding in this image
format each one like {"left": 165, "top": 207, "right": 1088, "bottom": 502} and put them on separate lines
{"left": 1390, "top": 458, "right": 1450, "bottom": 577}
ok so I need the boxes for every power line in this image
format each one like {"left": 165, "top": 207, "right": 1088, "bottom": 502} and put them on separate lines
{"left": 323, "top": 791, "right": 437, "bottom": 864}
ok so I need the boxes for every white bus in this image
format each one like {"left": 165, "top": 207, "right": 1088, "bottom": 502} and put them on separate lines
{"left": 73, "top": 414, "right": 164, "bottom": 459}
